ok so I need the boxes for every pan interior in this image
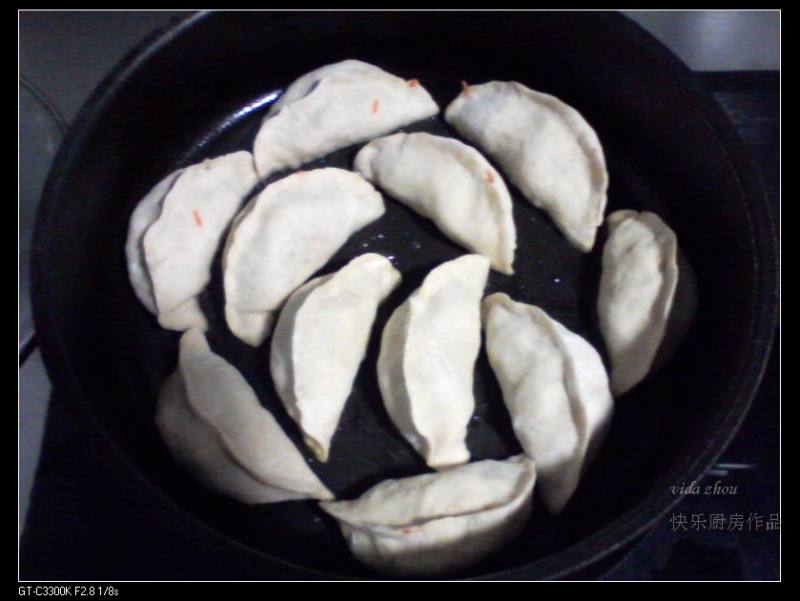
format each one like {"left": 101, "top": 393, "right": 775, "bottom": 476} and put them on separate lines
{"left": 105, "top": 77, "right": 689, "bottom": 578}
{"left": 35, "top": 12, "right": 770, "bottom": 579}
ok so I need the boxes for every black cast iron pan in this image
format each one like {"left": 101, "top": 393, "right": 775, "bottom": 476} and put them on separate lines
{"left": 32, "top": 11, "right": 778, "bottom": 579}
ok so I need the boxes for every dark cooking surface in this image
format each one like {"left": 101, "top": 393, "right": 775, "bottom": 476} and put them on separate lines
{"left": 20, "top": 70, "right": 778, "bottom": 581}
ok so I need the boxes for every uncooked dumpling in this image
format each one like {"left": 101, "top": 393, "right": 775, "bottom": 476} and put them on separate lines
{"left": 270, "top": 254, "right": 402, "bottom": 462}
{"left": 223, "top": 168, "right": 385, "bottom": 347}
{"left": 354, "top": 132, "right": 517, "bottom": 274}
{"left": 598, "top": 210, "right": 679, "bottom": 396}
{"left": 265, "top": 59, "right": 382, "bottom": 116}
{"left": 377, "top": 254, "right": 490, "bottom": 469}
{"left": 445, "top": 81, "right": 608, "bottom": 251}
{"left": 253, "top": 60, "right": 439, "bottom": 178}
{"left": 129, "top": 151, "right": 258, "bottom": 331}
{"left": 483, "top": 293, "right": 613, "bottom": 514}
{"left": 320, "top": 455, "right": 536, "bottom": 576}
{"left": 125, "top": 168, "right": 184, "bottom": 314}
{"left": 155, "top": 328, "right": 333, "bottom": 504}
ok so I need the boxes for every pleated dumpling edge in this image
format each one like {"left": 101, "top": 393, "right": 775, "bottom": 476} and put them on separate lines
{"left": 254, "top": 60, "right": 440, "bottom": 179}
{"left": 156, "top": 328, "right": 333, "bottom": 504}
{"left": 445, "top": 80, "right": 608, "bottom": 252}
{"left": 320, "top": 455, "right": 536, "bottom": 576}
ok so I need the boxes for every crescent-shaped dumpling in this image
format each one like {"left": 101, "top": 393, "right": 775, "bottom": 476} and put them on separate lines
{"left": 270, "top": 254, "right": 402, "bottom": 462}
{"left": 445, "top": 81, "right": 608, "bottom": 252}
{"left": 125, "top": 168, "right": 184, "bottom": 314}
{"left": 377, "top": 254, "right": 490, "bottom": 469}
{"left": 223, "top": 168, "right": 385, "bottom": 347}
{"left": 320, "top": 455, "right": 536, "bottom": 576}
{"left": 128, "top": 151, "right": 258, "bottom": 331}
{"left": 598, "top": 210, "right": 679, "bottom": 396}
{"left": 265, "top": 59, "right": 383, "bottom": 116}
{"left": 253, "top": 60, "right": 439, "bottom": 179}
{"left": 354, "top": 132, "right": 517, "bottom": 274}
{"left": 155, "top": 329, "right": 333, "bottom": 504}
{"left": 482, "top": 293, "right": 613, "bottom": 514}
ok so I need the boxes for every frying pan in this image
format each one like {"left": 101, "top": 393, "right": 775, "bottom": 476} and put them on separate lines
{"left": 31, "top": 11, "right": 778, "bottom": 579}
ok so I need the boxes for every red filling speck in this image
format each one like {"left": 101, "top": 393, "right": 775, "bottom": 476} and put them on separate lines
{"left": 371, "top": 98, "right": 380, "bottom": 114}
{"left": 193, "top": 210, "right": 203, "bottom": 227}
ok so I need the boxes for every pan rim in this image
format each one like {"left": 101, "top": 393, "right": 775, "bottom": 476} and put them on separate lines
{"left": 30, "top": 10, "right": 778, "bottom": 580}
